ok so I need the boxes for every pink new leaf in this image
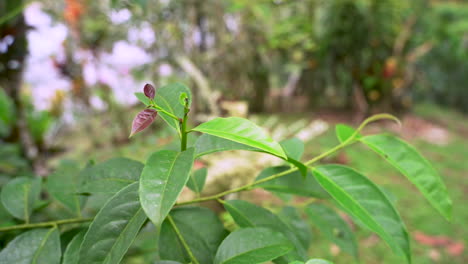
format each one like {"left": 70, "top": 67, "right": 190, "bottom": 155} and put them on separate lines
{"left": 143, "top": 84, "right": 155, "bottom": 99}
{"left": 129, "top": 109, "right": 158, "bottom": 137}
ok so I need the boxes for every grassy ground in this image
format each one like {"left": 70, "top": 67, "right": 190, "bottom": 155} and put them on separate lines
{"left": 57, "top": 104, "right": 467, "bottom": 264}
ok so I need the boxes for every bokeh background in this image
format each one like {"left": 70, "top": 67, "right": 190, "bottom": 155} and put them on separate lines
{"left": 0, "top": 0, "right": 467, "bottom": 263}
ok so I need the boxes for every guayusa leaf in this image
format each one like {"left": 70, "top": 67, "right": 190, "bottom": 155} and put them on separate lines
{"left": 130, "top": 109, "right": 157, "bottom": 137}
{"left": 144, "top": 83, "right": 156, "bottom": 99}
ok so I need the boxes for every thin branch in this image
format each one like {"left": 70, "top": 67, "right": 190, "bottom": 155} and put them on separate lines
{"left": 0, "top": 218, "right": 92, "bottom": 232}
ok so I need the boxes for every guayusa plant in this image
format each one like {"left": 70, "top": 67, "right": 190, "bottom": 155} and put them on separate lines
{"left": 0, "top": 83, "right": 452, "bottom": 264}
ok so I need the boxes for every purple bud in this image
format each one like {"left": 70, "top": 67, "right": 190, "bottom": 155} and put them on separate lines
{"left": 129, "top": 109, "right": 158, "bottom": 137}
{"left": 143, "top": 84, "right": 155, "bottom": 99}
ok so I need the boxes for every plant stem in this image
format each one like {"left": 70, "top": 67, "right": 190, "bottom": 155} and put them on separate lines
{"left": 151, "top": 105, "right": 180, "bottom": 121}
{"left": 177, "top": 139, "right": 357, "bottom": 206}
{"left": 0, "top": 218, "right": 92, "bottom": 232}
{"left": 180, "top": 99, "right": 190, "bottom": 151}
{"left": 167, "top": 215, "right": 200, "bottom": 264}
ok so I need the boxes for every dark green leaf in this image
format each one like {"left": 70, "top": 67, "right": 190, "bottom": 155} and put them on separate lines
{"left": 80, "top": 157, "right": 143, "bottom": 194}
{"left": 0, "top": 227, "right": 61, "bottom": 264}
{"left": 360, "top": 134, "right": 452, "bottom": 220}
{"left": 79, "top": 182, "right": 147, "bottom": 264}
{"left": 194, "top": 134, "right": 257, "bottom": 158}
{"left": 278, "top": 206, "right": 312, "bottom": 250}
{"left": 312, "top": 165, "right": 410, "bottom": 262}
{"left": 304, "top": 203, "right": 357, "bottom": 258}
{"left": 134, "top": 92, "right": 150, "bottom": 106}
{"left": 214, "top": 227, "right": 293, "bottom": 264}
{"left": 192, "top": 117, "right": 287, "bottom": 159}
{"left": 160, "top": 207, "right": 228, "bottom": 263}
{"left": 280, "top": 138, "right": 304, "bottom": 160}
{"left": 255, "top": 166, "right": 329, "bottom": 199}
{"left": 154, "top": 82, "right": 191, "bottom": 131}
{"left": 335, "top": 124, "right": 361, "bottom": 143}
{"left": 1, "top": 177, "right": 41, "bottom": 221}
{"left": 139, "top": 148, "right": 194, "bottom": 227}
{"left": 46, "top": 160, "right": 84, "bottom": 216}
{"left": 62, "top": 231, "right": 85, "bottom": 264}
{"left": 223, "top": 200, "right": 307, "bottom": 262}
{"left": 186, "top": 168, "right": 208, "bottom": 194}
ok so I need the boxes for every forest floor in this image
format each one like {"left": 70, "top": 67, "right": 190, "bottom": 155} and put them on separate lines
{"left": 58, "top": 103, "right": 468, "bottom": 264}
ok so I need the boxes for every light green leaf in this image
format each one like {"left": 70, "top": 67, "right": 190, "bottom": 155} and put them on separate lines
{"left": 192, "top": 117, "right": 287, "bottom": 159}
{"left": 79, "top": 182, "right": 147, "bottom": 264}
{"left": 304, "top": 204, "right": 358, "bottom": 258}
{"left": 194, "top": 134, "right": 258, "bottom": 158}
{"left": 62, "top": 231, "right": 85, "bottom": 264}
{"left": 280, "top": 138, "right": 304, "bottom": 160}
{"left": 160, "top": 207, "right": 228, "bottom": 263}
{"left": 46, "top": 160, "right": 84, "bottom": 216}
{"left": 335, "top": 124, "right": 361, "bottom": 143}
{"left": 278, "top": 206, "right": 312, "bottom": 250}
{"left": 312, "top": 165, "right": 410, "bottom": 262}
{"left": 154, "top": 82, "right": 191, "bottom": 131}
{"left": 0, "top": 228, "right": 61, "bottom": 264}
{"left": 186, "top": 168, "right": 208, "bottom": 194}
{"left": 1, "top": 177, "right": 41, "bottom": 221}
{"left": 255, "top": 166, "right": 329, "bottom": 199}
{"left": 80, "top": 157, "right": 143, "bottom": 194}
{"left": 214, "top": 227, "right": 293, "bottom": 264}
{"left": 134, "top": 92, "right": 150, "bottom": 106}
{"left": 360, "top": 134, "right": 452, "bottom": 220}
{"left": 223, "top": 200, "right": 307, "bottom": 262}
{"left": 139, "top": 148, "right": 194, "bottom": 227}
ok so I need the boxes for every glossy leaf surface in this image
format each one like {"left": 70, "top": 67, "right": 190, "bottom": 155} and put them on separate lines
{"left": 192, "top": 117, "right": 287, "bottom": 159}
{"left": 0, "top": 228, "right": 61, "bottom": 264}
{"left": 312, "top": 165, "right": 410, "bottom": 262}
{"left": 79, "top": 182, "right": 147, "bottom": 264}
{"left": 80, "top": 157, "right": 143, "bottom": 194}
{"left": 139, "top": 148, "right": 194, "bottom": 227}
{"left": 335, "top": 124, "right": 361, "bottom": 143}
{"left": 223, "top": 200, "right": 307, "bottom": 262}
{"left": 278, "top": 206, "right": 312, "bottom": 250}
{"left": 194, "top": 134, "right": 257, "bottom": 158}
{"left": 214, "top": 227, "right": 293, "bottom": 264}
{"left": 134, "top": 92, "right": 150, "bottom": 106}
{"left": 255, "top": 166, "right": 329, "bottom": 198}
{"left": 360, "top": 134, "right": 452, "bottom": 220}
{"left": 280, "top": 138, "right": 304, "bottom": 160}
{"left": 160, "top": 207, "right": 228, "bottom": 264}
{"left": 1, "top": 177, "right": 41, "bottom": 221}
{"left": 305, "top": 203, "right": 357, "bottom": 258}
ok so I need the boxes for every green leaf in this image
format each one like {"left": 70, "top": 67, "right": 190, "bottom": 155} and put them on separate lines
{"left": 255, "top": 166, "right": 329, "bottom": 199}
{"left": 214, "top": 227, "right": 293, "bottom": 264}
{"left": 280, "top": 138, "right": 304, "bottom": 160}
{"left": 1, "top": 177, "right": 41, "bottom": 221}
{"left": 360, "top": 134, "right": 452, "bottom": 220}
{"left": 154, "top": 82, "right": 191, "bottom": 131}
{"left": 278, "top": 206, "right": 312, "bottom": 250}
{"left": 304, "top": 204, "right": 358, "bottom": 258}
{"left": 80, "top": 157, "right": 143, "bottom": 194}
{"left": 62, "top": 231, "right": 85, "bottom": 264}
{"left": 155, "top": 261, "right": 183, "bottom": 264}
{"left": 192, "top": 117, "right": 287, "bottom": 159}
{"left": 223, "top": 200, "right": 307, "bottom": 262}
{"left": 312, "top": 165, "right": 410, "bottom": 262}
{"left": 160, "top": 207, "right": 228, "bottom": 264}
{"left": 79, "top": 182, "right": 147, "bottom": 264}
{"left": 179, "top": 92, "right": 188, "bottom": 106}
{"left": 46, "top": 160, "right": 84, "bottom": 216}
{"left": 335, "top": 124, "right": 361, "bottom": 143}
{"left": 186, "top": 168, "right": 208, "bottom": 194}
{"left": 139, "top": 148, "right": 195, "bottom": 227}
{"left": 0, "top": 228, "right": 61, "bottom": 264}
{"left": 194, "top": 134, "right": 258, "bottom": 158}
{"left": 134, "top": 92, "right": 150, "bottom": 106}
